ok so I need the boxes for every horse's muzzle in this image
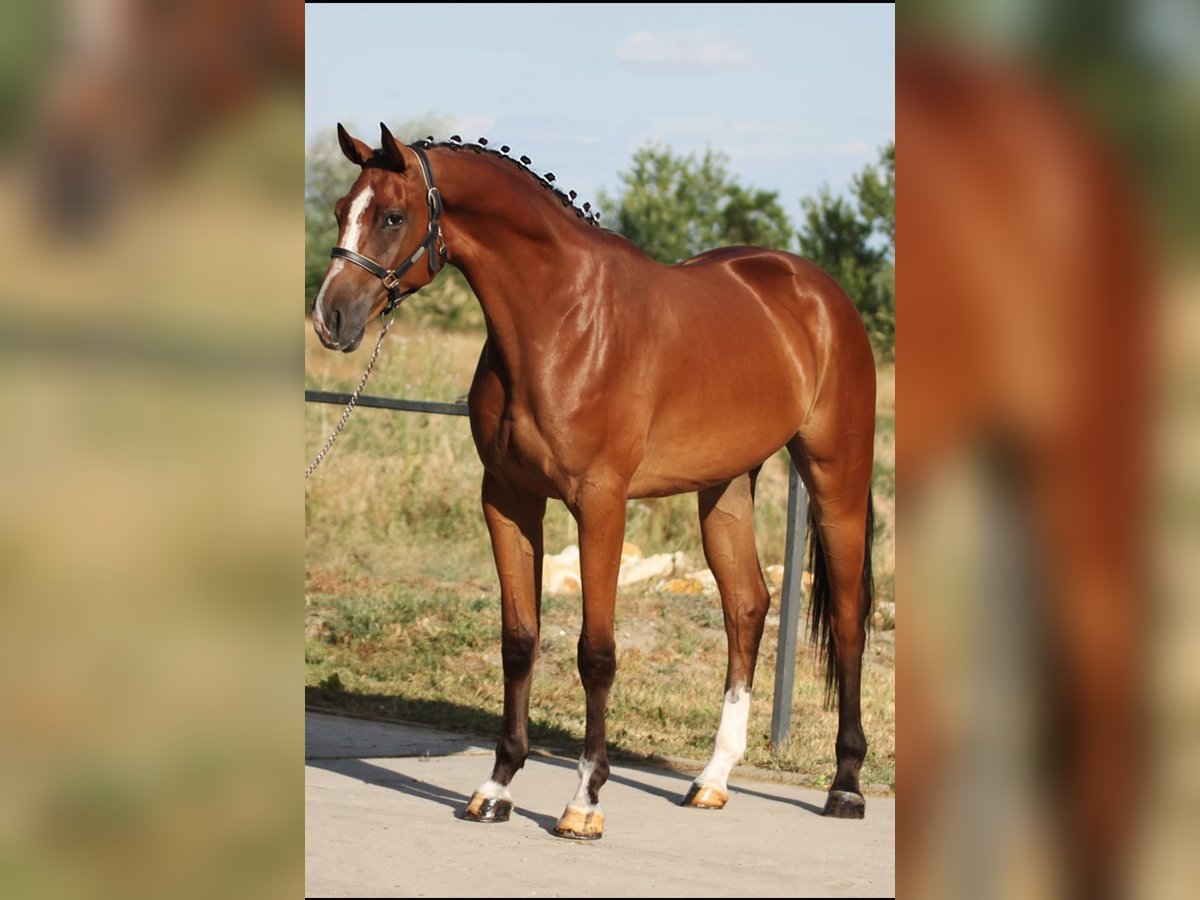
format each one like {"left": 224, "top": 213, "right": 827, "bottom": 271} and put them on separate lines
{"left": 313, "top": 305, "right": 365, "bottom": 352}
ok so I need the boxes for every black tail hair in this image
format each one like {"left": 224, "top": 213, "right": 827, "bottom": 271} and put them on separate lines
{"left": 807, "top": 490, "right": 875, "bottom": 707}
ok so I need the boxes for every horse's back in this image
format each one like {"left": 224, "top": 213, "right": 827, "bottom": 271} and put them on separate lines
{"left": 662, "top": 245, "right": 873, "bottom": 395}
{"left": 670, "top": 246, "right": 866, "bottom": 348}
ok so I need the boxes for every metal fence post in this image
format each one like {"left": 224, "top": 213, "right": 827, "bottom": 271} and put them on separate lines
{"left": 770, "top": 459, "right": 808, "bottom": 752}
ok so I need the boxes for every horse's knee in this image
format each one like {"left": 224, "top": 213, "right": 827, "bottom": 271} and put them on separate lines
{"left": 576, "top": 636, "right": 616, "bottom": 688}
{"left": 501, "top": 626, "right": 537, "bottom": 680}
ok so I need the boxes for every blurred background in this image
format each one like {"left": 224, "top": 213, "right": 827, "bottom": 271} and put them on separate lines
{"left": 0, "top": 1, "right": 301, "bottom": 898}
{"left": 3, "top": 0, "right": 1199, "bottom": 897}
{"left": 899, "top": 1, "right": 1199, "bottom": 899}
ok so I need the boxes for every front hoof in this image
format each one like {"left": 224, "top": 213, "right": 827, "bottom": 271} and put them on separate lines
{"left": 553, "top": 806, "right": 604, "bottom": 840}
{"left": 680, "top": 783, "right": 728, "bottom": 810}
{"left": 462, "top": 792, "right": 512, "bottom": 823}
{"left": 822, "top": 790, "right": 866, "bottom": 819}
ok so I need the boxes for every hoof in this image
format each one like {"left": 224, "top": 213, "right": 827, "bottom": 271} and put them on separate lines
{"left": 823, "top": 790, "right": 866, "bottom": 819}
{"left": 553, "top": 806, "right": 604, "bottom": 840}
{"left": 462, "top": 792, "right": 512, "bottom": 823}
{"left": 680, "top": 783, "right": 728, "bottom": 810}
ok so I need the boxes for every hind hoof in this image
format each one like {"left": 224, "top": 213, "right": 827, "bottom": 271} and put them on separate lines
{"left": 680, "top": 784, "right": 728, "bottom": 810}
{"left": 823, "top": 790, "right": 866, "bottom": 819}
{"left": 462, "top": 792, "right": 512, "bottom": 823}
{"left": 553, "top": 806, "right": 604, "bottom": 840}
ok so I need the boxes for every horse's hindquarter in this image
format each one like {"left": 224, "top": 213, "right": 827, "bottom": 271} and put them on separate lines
{"left": 629, "top": 249, "right": 853, "bottom": 496}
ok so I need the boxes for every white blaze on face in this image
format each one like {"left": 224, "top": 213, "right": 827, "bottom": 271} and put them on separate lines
{"left": 694, "top": 686, "right": 751, "bottom": 793}
{"left": 313, "top": 185, "right": 375, "bottom": 328}
{"left": 340, "top": 185, "right": 375, "bottom": 255}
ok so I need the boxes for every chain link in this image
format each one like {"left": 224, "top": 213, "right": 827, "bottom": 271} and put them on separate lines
{"left": 305, "top": 312, "right": 397, "bottom": 479}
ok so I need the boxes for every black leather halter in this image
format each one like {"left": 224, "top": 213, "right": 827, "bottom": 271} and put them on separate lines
{"left": 329, "top": 144, "right": 448, "bottom": 316}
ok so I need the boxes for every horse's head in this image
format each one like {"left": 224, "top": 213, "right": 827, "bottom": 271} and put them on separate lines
{"left": 312, "top": 123, "right": 445, "bottom": 351}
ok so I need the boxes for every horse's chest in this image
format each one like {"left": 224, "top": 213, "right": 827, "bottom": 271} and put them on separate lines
{"left": 469, "top": 371, "right": 564, "bottom": 497}
{"left": 475, "top": 409, "right": 564, "bottom": 494}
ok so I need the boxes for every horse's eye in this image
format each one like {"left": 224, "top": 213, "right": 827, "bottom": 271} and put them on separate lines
{"left": 384, "top": 212, "right": 404, "bottom": 227}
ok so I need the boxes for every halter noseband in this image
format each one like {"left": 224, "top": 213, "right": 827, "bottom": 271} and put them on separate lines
{"left": 329, "top": 144, "right": 448, "bottom": 316}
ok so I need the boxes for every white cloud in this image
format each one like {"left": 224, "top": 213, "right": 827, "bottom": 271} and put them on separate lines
{"left": 616, "top": 30, "right": 750, "bottom": 70}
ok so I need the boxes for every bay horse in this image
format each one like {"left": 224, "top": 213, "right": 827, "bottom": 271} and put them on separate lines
{"left": 312, "top": 124, "right": 877, "bottom": 839}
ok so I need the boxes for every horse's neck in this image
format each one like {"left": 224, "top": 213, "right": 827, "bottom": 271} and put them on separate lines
{"left": 435, "top": 152, "right": 594, "bottom": 375}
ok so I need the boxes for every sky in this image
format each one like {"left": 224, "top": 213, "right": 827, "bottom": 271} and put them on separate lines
{"left": 306, "top": 3, "right": 894, "bottom": 213}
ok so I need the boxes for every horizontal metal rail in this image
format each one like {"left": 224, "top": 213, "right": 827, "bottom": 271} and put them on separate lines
{"left": 305, "top": 390, "right": 469, "bottom": 417}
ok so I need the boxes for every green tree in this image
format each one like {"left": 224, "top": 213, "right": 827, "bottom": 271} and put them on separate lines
{"left": 597, "top": 145, "right": 793, "bottom": 263}
{"left": 797, "top": 142, "right": 895, "bottom": 357}
{"left": 854, "top": 141, "right": 895, "bottom": 246}
{"left": 305, "top": 115, "right": 482, "bottom": 330}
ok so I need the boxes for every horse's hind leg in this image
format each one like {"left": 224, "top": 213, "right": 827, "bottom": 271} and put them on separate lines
{"left": 462, "top": 471, "right": 546, "bottom": 824}
{"left": 790, "top": 433, "right": 875, "bottom": 818}
{"left": 681, "top": 469, "right": 772, "bottom": 810}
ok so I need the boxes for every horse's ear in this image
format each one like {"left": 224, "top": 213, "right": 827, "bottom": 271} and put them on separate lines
{"left": 337, "top": 123, "right": 372, "bottom": 166}
{"left": 379, "top": 122, "right": 407, "bottom": 172}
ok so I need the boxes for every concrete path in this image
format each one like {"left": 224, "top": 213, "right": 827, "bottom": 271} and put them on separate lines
{"left": 305, "top": 710, "right": 894, "bottom": 898}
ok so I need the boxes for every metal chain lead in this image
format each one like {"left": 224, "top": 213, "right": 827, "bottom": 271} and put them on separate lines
{"left": 305, "top": 312, "right": 397, "bottom": 479}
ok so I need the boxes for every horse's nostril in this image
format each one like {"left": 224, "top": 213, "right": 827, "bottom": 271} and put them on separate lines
{"left": 328, "top": 308, "right": 342, "bottom": 340}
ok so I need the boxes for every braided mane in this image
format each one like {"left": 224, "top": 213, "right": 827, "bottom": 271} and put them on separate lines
{"left": 373, "top": 134, "right": 603, "bottom": 228}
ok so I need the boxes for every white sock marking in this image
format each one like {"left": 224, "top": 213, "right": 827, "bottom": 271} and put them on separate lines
{"left": 568, "top": 754, "right": 600, "bottom": 811}
{"left": 473, "top": 778, "right": 511, "bottom": 802}
{"left": 695, "top": 686, "right": 751, "bottom": 792}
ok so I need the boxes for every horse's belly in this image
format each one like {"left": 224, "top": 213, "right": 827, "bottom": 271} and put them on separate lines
{"left": 629, "top": 413, "right": 799, "bottom": 498}
{"left": 469, "top": 336, "right": 808, "bottom": 500}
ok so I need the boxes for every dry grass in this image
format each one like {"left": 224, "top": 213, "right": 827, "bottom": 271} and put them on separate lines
{"left": 305, "top": 320, "right": 895, "bottom": 790}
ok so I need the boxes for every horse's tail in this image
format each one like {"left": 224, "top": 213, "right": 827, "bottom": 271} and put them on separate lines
{"left": 807, "top": 489, "right": 875, "bottom": 707}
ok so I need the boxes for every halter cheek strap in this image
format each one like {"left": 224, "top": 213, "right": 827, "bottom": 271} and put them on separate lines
{"left": 329, "top": 144, "right": 448, "bottom": 316}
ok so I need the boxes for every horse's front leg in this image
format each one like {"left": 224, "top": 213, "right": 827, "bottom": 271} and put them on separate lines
{"left": 462, "top": 471, "right": 546, "bottom": 824}
{"left": 554, "top": 477, "right": 627, "bottom": 840}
